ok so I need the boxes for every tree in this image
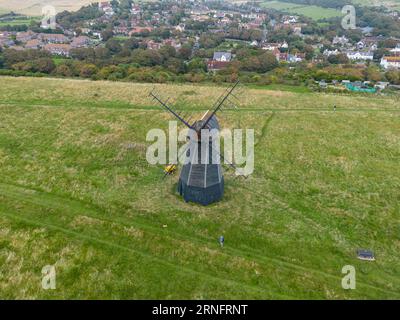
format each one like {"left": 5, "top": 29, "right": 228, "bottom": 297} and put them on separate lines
{"left": 95, "top": 47, "right": 111, "bottom": 60}
{"left": 34, "top": 58, "right": 56, "bottom": 73}
{"left": 105, "top": 38, "right": 122, "bottom": 54}
{"left": 165, "top": 57, "right": 185, "bottom": 74}
{"left": 178, "top": 45, "right": 192, "bottom": 60}
{"left": 374, "top": 48, "right": 389, "bottom": 61}
{"left": 70, "top": 48, "right": 95, "bottom": 61}
{"left": 101, "top": 29, "right": 114, "bottom": 42}
{"left": 79, "top": 63, "right": 97, "bottom": 78}
{"left": 363, "top": 65, "right": 382, "bottom": 82}
{"left": 257, "top": 52, "right": 279, "bottom": 73}
{"left": 55, "top": 64, "right": 72, "bottom": 77}
{"left": 159, "top": 45, "right": 176, "bottom": 61}
{"left": 328, "top": 53, "right": 349, "bottom": 65}
{"left": 385, "top": 70, "right": 400, "bottom": 84}
{"left": 124, "top": 38, "right": 139, "bottom": 50}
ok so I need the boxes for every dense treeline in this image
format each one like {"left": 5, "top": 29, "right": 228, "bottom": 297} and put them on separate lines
{"left": 1, "top": 45, "right": 400, "bottom": 86}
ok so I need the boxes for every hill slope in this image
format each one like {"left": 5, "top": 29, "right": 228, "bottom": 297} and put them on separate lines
{"left": 0, "top": 77, "right": 399, "bottom": 299}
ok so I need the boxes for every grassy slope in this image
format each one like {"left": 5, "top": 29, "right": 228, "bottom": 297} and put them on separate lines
{"left": 0, "top": 77, "right": 399, "bottom": 299}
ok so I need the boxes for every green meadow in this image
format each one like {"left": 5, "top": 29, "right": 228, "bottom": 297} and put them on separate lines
{"left": 0, "top": 17, "right": 38, "bottom": 27}
{"left": 261, "top": 1, "right": 342, "bottom": 20}
{"left": 0, "top": 76, "right": 399, "bottom": 299}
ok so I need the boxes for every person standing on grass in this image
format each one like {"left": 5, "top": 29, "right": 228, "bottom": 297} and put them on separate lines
{"left": 334, "top": 105, "right": 336, "bottom": 112}
{"left": 219, "top": 235, "right": 225, "bottom": 248}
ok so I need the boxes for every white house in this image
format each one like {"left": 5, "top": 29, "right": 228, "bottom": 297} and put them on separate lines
{"left": 333, "top": 35, "right": 349, "bottom": 47}
{"left": 390, "top": 45, "right": 400, "bottom": 54}
{"left": 323, "top": 49, "right": 340, "bottom": 57}
{"left": 213, "top": 52, "right": 232, "bottom": 62}
{"left": 346, "top": 51, "right": 374, "bottom": 61}
{"left": 380, "top": 56, "right": 400, "bottom": 69}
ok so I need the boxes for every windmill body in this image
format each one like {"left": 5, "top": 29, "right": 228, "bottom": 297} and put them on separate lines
{"left": 178, "top": 115, "right": 224, "bottom": 206}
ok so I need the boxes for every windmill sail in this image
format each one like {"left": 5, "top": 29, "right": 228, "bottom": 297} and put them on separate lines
{"left": 200, "top": 80, "right": 240, "bottom": 130}
{"left": 150, "top": 89, "right": 193, "bottom": 129}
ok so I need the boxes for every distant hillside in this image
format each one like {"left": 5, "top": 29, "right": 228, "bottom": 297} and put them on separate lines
{"left": 277, "top": 0, "right": 400, "bottom": 9}
{"left": 277, "top": 0, "right": 351, "bottom": 9}
{"left": 0, "top": 0, "right": 96, "bottom": 16}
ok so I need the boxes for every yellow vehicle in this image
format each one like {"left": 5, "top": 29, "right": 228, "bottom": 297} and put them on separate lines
{"left": 164, "top": 164, "right": 177, "bottom": 176}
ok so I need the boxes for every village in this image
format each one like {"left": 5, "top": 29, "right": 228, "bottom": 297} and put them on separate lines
{"left": 0, "top": 0, "right": 400, "bottom": 89}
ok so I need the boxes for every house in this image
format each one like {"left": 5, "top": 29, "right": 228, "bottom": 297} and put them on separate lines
{"left": 361, "top": 26, "right": 374, "bottom": 35}
{"left": 319, "top": 80, "right": 328, "bottom": 88}
{"left": 357, "top": 39, "right": 378, "bottom": 51}
{"left": 25, "top": 39, "right": 42, "bottom": 49}
{"left": 277, "top": 52, "right": 288, "bottom": 62}
{"left": 114, "top": 26, "right": 129, "bottom": 35}
{"left": 146, "top": 40, "right": 162, "bottom": 50}
{"left": 71, "top": 36, "right": 90, "bottom": 48}
{"left": 0, "top": 32, "right": 15, "bottom": 48}
{"left": 129, "top": 27, "right": 153, "bottom": 36}
{"left": 346, "top": 51, "right": 374, "bottom": 61}
{"left": 251, "top": 40, "right": 258, "bottom": 47}
{"left": 39, "top": 33, "right": 69, "bottom": 44}
{"left": 390, "top": 45, "right": 400, "bottom": 55}
{"left": 333, "top": 36, "right": 349, "bottom": 47}
{"left": 380, "top": 56, "right": 400, "bottom": 69}
{"left": 163, "top": 39, "right": 181, "bottom": 50}
{"left": 99, "top": 1, "right": 114, "bottom": 16}
{"left": 374, "top": 81, "right": 390, "bottom": 90}
{"left": 16, "top": 31, "right": 37, "bottom": 43}
{"left": 288, "top": 53, "right": 305, "bottom": 63}
{"left": 292, "top": 24, "right": 302, "bottom": 35}
{"left": 207, "top": 60, "right": 230, "bottom": 72}
{"left": 282, "top": 15, "right": 297, "bottom": 24}
{"left": 213, "top": 52, "right": 232, "bottom": 62}
{"left": 131, "top": 3, "right": 141, "bottom": 15}
{"left": 175, "top": 24, "right": 185, "bottom": 32}
{"left": 80, "top": 28, "right": 91, "bottom": 35}
{"left": 98, "top": 1, "right": 111, "bottom": 10}
{"left": 43, "top": 44, "right": 71, "bottom": 56}
{"left": 262, "top": 43, "right": 280, "bottom": 51}
{"left": 323, "top": 49, "right": 340, "bottom": 57}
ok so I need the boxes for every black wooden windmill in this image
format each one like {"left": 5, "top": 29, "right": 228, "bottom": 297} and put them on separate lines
{"left": 150, "top": 81, "right": 240, "bottom": 206}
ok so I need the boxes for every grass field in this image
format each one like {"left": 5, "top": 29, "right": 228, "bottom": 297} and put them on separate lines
{"left": 352, "top": 0, "right": 400, "bottom": 8}
{"left": 0, "top": 76, "right": 399, "bottom": 299}
{"left": 261, "top": 1, "right": 342, "bottom": 20}
{"left": 0, "top": 17, "right": 38, "bottom": 27}
{"left": 0, "top": 0, "right": 95, "bottom": 16}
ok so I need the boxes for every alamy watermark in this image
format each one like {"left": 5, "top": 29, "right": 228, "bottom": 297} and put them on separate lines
{"left": 41, "top": 265, "right": 56, "bottom": 290}
{"left": 341, "top": 265, "right": 356, "bottom": 290}
{"left": 41, "top": 5, "right": 57, "bottom": 30}
{"left": 341, "top": 5, "right": 356, "bottom": 30}
{"left": 146, "top": 121, "right": 255, "bottom": 176}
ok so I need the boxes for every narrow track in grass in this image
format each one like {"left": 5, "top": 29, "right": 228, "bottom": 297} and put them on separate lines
{"left": 1, "top": 181, "right": 398, "bottom": 298}
{"left": 1, "top": 102, "right": 400, "bottom": 113}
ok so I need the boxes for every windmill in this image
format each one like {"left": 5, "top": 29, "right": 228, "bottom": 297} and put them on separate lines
{"left": 150, "top": 81, "right": 240, "bottom": 206}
